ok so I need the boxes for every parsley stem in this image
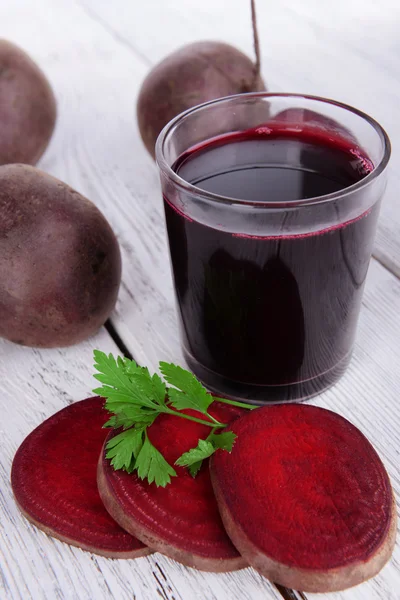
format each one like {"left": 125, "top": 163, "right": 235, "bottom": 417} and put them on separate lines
{"left": 206, "top": 427, "right": 218, "bottom": 440}
{"left": 165, "top": 407, "right": 225, "bottom": 428}
{"left": 213, "top": 397, "right": 256, "bottom": 411}
{"left": 206, "top": 413, "right": 222, "bottom": 425}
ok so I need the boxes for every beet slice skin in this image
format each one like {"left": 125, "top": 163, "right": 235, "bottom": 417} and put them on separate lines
{"left": 98, "top": 401, "right": 247, "bottom": 572}
{"left": 210, "top": 404, "right": 396, "bottom": 592}
{"left": 11, "top": 397, "right": 149, "bottom": 558}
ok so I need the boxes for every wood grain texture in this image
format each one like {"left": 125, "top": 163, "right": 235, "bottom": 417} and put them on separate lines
{"left": 0, "top": 0, "right": 399, "bottom": 599}
{"left": 0, "top": 1, "right": 280, "bottom": 598}
{"left": 303, "top": 260, "right": 400, "bottom": 600}
{"left": 78, "top": 0, "right": 400, "bottom": 276}
{"left": 63, "top": 2, "right": 400, "bottom": 597}
{"left": 0, "top": 329, "right": 281, "bottom": 600}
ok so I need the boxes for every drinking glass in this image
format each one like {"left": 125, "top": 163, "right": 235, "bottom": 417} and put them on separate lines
{"left": 156, "top": 93, "right": 390, "bottom": 403}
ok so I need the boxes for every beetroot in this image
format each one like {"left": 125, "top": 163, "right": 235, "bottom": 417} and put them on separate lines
{"left": 0, "top": 164, "right": 121, "bottom": 348}
{"left": 137, "top": 0, "right": 265, "bottom": 158}
{"left": 98, "top": 401, "right": 246, "bottom": 571}
{"left": 210, "top": 404, "right": 396, "bottom": 592}
{"left": 0, "top": 39, "right": 56, "bottom": 165}
{"left": 11, "top": 397, "right": 149, "bottom": 558}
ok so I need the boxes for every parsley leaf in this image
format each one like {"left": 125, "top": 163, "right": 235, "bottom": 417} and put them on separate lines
{"left": 93, "top": 350, "right": 245, "bottom": 487}
{"left": 160, "top": 362, "right": 213, "bottom": 414}
{"left": 175, "top": 439, "right": 215, "bottom": 467}
{"left": 208, "top": 430, "right": 237, "bottom": 452}
{"left": 188, "top": 461, "right": 204, "bottom": 478}
{"left": 93, "top": 351, "right": 140, "bottom": 405}
{"left": 104, "top": 406, "right": 158, "bottom": 429}
{"left": 105, "top": 428, "right": 145, "bottom": 471}
{"left": 93, "top": 351, "right": 166, "bottom": 425}
{"left": 129, "top": 372, "right": 167, "bottom": 408}
{"left": 105, "top": 429, "right": 176, "bottom": 486}
{"left": 175, "top": 430, "right": 237, "bottom": 476}
{"left": 136, "top": 434, "right": 177, "bottom": 487}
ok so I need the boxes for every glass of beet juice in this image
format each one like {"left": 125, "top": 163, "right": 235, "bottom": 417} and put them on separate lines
{"left": 155, "top": 93, "right": 390, "bottom": 403}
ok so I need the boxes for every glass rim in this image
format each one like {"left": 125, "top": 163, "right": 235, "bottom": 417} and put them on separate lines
{"left": 155, "top": 92, "right": 391, "bottom": 209}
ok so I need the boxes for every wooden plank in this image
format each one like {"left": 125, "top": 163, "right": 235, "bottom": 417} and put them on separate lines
{"left": 303, "top": 259, "right": 400, "bottom": 600}
{"left": 39, "top": 2, "right": 400, "bottom": 595}
{"left": 78, "top": 0, "right": 400, "bottom": 276}
{"left": 287, "top": 260, "right": 400, "bottom": 600}
{"left": 1, "top": 0, "right": 398, "bottom": 598}
{"left": 0, "top": 333, "right": 282, "bottom": 600}
{"left": 0, "top": 2, "right": 281, "bottom": 599}
{"left": 4, "top": 0, "right": 185, "bottom": 374}
{"left": 2, "top": 0, "right": 176, "bottom": 374}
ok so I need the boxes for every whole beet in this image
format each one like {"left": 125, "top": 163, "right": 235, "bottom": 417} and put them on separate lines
{"left": 137, "top": 2, "right": 265, "bottom": 158}
{"left": 0, "top": 164, "right": 121, "bottom": 348}
{"left": 0, "top": 39, "right": 56, "bottom": 165}
{"left": 138, "top": 41, "right": 265, "bottom": 159}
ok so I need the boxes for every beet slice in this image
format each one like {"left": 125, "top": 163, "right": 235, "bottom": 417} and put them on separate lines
{"left": 210, "top": 404, "right": 396, "bottom": 592}
{"left": 11, "top": 397, "right": 149, "bottom": 558}
{"left": 98, "top": 401, "right": 247, "bottom": 571}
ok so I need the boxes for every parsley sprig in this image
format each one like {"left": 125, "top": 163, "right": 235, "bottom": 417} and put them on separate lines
{"left": 93, "top": 351, "right": 254, "bottom": 487}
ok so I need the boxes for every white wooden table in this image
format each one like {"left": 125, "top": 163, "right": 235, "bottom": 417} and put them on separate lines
{"left": 1, "top": 1, "right": 399, "bottom": 599}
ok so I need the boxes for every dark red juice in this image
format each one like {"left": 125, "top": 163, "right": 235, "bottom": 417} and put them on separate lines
{"left": 164, "top": 127, "right": 378, "bottom": 401}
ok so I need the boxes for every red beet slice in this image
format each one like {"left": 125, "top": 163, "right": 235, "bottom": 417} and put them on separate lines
{"left": 11, "top": 397, "right": 149, "bottom": 558}
{"left": 210, "top": 404, "right": 396, "bottom": 592}
{"left": 98, "top": 401, "right": 247, "bottom": 571}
